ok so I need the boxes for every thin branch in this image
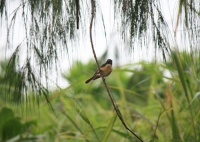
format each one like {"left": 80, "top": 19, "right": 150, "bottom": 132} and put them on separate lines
{"left": 89, "top": 0, "right": 143, "bottom": 141}
{"left": 152, "top": 108, "right": 173, "bottom": 141}
{"left": 76, "top": 0, "right": 79, "bottom": 29}
{"left": 152, "top": 109, "right": 162, "bottom": 142}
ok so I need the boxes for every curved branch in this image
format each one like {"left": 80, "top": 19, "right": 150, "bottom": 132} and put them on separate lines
{"left": 89, "top": 0, "right": 143, "bottom": 141}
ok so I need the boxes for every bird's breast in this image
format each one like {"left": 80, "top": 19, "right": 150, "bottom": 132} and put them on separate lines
{"left": 101, "top": 64, "right": 112, "bottom": 77}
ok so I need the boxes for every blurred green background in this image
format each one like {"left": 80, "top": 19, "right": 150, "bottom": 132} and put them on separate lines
{"left": 0, "top": 51, "right": 200, "bottom": 142}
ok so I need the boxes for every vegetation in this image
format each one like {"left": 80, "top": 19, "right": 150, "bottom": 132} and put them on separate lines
{"left": 1, "top": 0, "right": 200, "bottom": 101}
{"left": 1, "top": 51, "right": 200, "bottom": 141}
{"left": 1, "top": 0, "right": 200, "bottom": 141}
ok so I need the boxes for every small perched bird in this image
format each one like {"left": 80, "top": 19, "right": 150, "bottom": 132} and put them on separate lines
{"left": 85, "top": 59, "right": 112, "bottom": 84}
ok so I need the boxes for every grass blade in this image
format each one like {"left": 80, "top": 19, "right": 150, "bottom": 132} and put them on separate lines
{"left": 171, "top": 51, "right": 197, "bottom": 141}
{"left": 101, "top": 113, "right": 117, "bottom": 142}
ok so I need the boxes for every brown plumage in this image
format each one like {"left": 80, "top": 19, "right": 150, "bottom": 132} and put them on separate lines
{"left": 85, "top": 59, "right": 112, "bottom": 84}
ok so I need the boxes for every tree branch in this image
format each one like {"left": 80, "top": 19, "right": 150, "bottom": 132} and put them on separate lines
{"left": 89, "top": 0, "right": 143, "bottom": 141}
{"left": 76, "top": 0, "right": 79, "bottom": 29}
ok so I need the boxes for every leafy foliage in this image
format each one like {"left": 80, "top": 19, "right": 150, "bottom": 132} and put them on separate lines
{"left": 1, "top": 0, "right": 200, "bottom": 103}
{"left": 116, "top": 0, "right": 170, "bottom": 59}
{"left": 1, "top": 0, "right": 82, "bottom": 102}
{"left": 0, "top": 52, "right": 200, "bottom": 141}
{"left": 0, "top": 107, "right": 36, "bottom": 141}
{"left": 1, "top": 1, "right": 200, "bottom": 140}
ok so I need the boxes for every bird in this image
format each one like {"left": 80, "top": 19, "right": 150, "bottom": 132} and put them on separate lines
{"left": 85, "top": 59, "right": 112, "bottom": 84}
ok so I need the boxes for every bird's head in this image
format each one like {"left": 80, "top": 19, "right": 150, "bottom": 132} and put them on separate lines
{"left": 106, "top": 59, "right": 112, "bottom": 65}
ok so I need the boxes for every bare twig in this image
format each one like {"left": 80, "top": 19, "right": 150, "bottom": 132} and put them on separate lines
{"left": 89, "top": 0, "right": 143, "bottom": 141}
{"left": 76, "top": 0, "right": 79, "bottom": 29}
{"left": 152, "top": 108, "right": 173, "bottom": 142}
{"left": 152, "top": 109, "right": 162, "bottom": 142}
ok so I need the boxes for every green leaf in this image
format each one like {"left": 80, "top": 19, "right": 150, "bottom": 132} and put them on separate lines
{"left": 0, "top": 107, "right": 15, "bottom": 138}
{"left": 112, "top": 129, "right": 129, "bottom": 138}
{"left": 171, "top": 51, "right": 189, "bottom": 101}
{"left": 189, "top": 92, "right": 200, "bottom": 105}
{"left": 2, "top": 118, "right": 22, "bottom": 141}
{"left": 170, "top": 107, "right": 181, "bottom": 141}
{"left": 75, "top": 107, "right": 90, "bottom": 124}
{"left": 101, "top": 113, "right": 117, "bottom": 142}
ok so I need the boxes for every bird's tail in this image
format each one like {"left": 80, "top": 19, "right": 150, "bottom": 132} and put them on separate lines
{"left": 85, "top": 77, "right": 94, "bottom": 84}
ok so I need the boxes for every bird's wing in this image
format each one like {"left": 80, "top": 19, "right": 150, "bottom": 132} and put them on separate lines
{"left": 100, "top": 62, "right": 107, "bottom": 67}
